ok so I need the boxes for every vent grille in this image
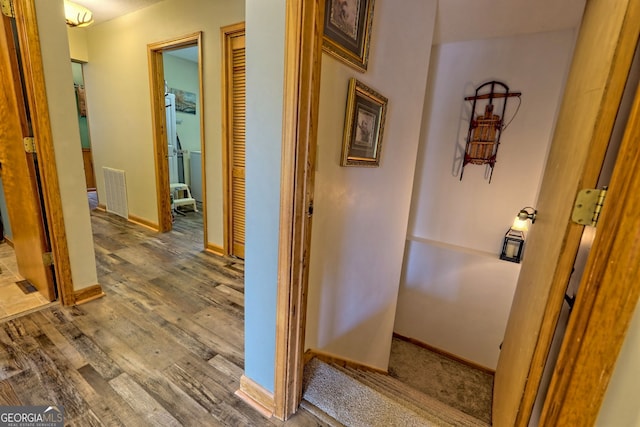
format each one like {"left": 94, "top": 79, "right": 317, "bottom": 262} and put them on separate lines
{"left": 103, "top": 167, "right": 128, "bottom": 219}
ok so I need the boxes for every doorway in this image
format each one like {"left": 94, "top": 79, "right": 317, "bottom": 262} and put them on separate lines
{"left": 148, "top": 33, "right": 206, "bottom": 247}
{"left": 0, "top": 10, "right": 58, "bottom": 314}
{"left": 71, "top": 61, "right": 97, "bottom": 192}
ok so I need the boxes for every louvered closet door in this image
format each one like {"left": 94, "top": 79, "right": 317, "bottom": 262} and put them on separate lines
{"left": 229, "top": 32, "right": 246, "bottom": 259}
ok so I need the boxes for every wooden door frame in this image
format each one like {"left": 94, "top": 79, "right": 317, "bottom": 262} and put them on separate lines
{"left": 496, "top": 0, "right": 640, "bottom": 425}
{"left": 6, "top": 0, "right": 75, "bottom": 305}
{"left": 540, "top": 62, "right": 640, "bottom": 427}
{"left": 273, "top": 0, "right": 324, "bottom": 420}
{"left": 148, "top": 32, "right": 205, "bottom": 237}
{"left": 274, "top": 0, "right": 640, "bottom": 423}
{"left": 221, "top": 22, "right": 246, "bottom": 258}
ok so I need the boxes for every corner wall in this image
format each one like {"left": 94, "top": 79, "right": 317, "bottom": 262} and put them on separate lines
{"left": 395, "top": 29, "right": 576, "bottom": 369}
{"left": 304, "top": 0, "right": 437, "bottom": 370}
{"left": 243, "top": 0, "right": 285, "bottom": 393}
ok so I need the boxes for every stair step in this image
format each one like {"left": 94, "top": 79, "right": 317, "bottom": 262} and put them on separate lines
{"left": 303, "top": 358, "right": 488, "bottom": 427}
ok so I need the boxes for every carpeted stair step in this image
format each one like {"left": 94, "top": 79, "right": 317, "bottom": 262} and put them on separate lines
{"left": 302, "top": 358, "right": 488, "bottom": 427}
{"left": 336, "top": 364, "right": 488, "bottom": 426}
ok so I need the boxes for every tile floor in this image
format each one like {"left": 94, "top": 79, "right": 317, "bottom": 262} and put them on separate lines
{"left": 0, "top": 242, "right": 51, "bottom": 320}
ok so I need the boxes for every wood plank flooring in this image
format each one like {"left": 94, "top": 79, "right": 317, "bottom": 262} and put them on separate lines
{"left": 0, "top": 209, "right": 329, "bottom": 426}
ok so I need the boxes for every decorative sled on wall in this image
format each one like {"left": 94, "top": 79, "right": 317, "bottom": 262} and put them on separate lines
{"left": 460, "top": 81, "right": 521, "bottom": 182}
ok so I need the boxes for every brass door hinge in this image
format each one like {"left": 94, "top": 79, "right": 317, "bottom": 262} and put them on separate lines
{"left": 572, "top": 187, "right": 607, "bottom": 227}
{"left": 1, "top": 0, "right": 14, "bottom": 18}
{"left": 24, "top": 137, "right": 36, "bottom": 153}
{"left": 42, "top": 252, "right": 54, "bottom": 267}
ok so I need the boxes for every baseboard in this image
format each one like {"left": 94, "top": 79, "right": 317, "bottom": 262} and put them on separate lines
{"left": 73, "top": 284, "right": 105, "bottom": 305}
{"left": 305, "top": 349, "right": 388, "bottom": 374}
{"left": 3, "top": 237, "right": 14, "bottom": 248}
{"left": 96, "top": 203, "right": 106, "bottom": 212}
{"left": 127, "top": 214, "right": 159, "bottom": 232}
{"left": 235, "top": 375, "right": 274, "bottom": 419}
{"left": 393, "top": 332, "right": 495, "bottom": 375}
{"left": 205, "top": 243, "right": 225, "bottom": 257}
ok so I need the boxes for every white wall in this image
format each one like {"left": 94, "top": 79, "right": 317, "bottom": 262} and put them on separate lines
{"left": 36, "top": 0, "right": 98, "bottom": 290}
{"left": 163, "top": 53, "right": 201, "bottom": 187}
{"left": 77, "top": 0, "right": 244, "bottom": 247}
{"left": 596, "top": 303, "right": 640, "bottom": 427}
{"left": 305, "top": 0, "right": 437, "bottom": 370}
{"left": 67, "top": 27, "right": 88, "bottom": 62}
{"left": 395, "top": 30, "right": 576, "bottom": 369}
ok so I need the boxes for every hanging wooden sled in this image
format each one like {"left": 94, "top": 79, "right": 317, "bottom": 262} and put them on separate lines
{"left": 460, "top": 81, "right": 521, "bottom": 182}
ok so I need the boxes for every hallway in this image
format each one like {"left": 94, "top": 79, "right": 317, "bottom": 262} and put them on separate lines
{"left": 0, "top": 210, "right": 326, "bottom": 426}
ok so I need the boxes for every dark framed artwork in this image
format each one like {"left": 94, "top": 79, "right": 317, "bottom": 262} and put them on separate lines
{"left": 323, "top": 0, "right": 375, "bottom": 72}
{"left": 340, "top": 78, "right": 387, "bottom": 167}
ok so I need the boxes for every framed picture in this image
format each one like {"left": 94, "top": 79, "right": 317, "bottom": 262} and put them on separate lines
{"left": 169, "top": 88, "right": 197, "bottom": 114}
{"left": 323, "top": 0, "right": 375, "bottom": 72}
{"left": 341, "top": 78, "right": 387, "bottom": 167}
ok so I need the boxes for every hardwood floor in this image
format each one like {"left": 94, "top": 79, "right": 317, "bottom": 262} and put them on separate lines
{"left": 0, "top": 209, "right": 329, "bottom": 426}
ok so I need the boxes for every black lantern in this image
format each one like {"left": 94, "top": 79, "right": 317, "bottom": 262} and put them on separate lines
{"left": 500, "top": 228, "right": 525, "bottom": 263}
{"left": 500, "top": 207, "right": 536, "bottom": 263}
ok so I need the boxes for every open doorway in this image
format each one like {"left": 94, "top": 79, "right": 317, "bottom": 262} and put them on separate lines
{"left": 163, "top": 45, "right": 204, "bottom": 244}
{"left": 148, "top": 34, "right": 206, "bottom": 247}
{"left": 0, "top": 10, "right": 58, "bottom": 318}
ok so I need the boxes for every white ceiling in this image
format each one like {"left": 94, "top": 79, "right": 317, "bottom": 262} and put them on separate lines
{"left": 71, "top": 0, "right": 587, "bottom": 44}
{"left": 165, "top": 46, "right": 198, "bottom": 63}
{"left": 71, "top": 0, "right": 165, "bottom": 25}
{"left": 434, "top": 0, "right": 587, "bottom": 44}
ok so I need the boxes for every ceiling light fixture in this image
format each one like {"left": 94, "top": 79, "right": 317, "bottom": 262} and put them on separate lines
{"left": 64, "top": 0, "right": 94, "bottom": 28}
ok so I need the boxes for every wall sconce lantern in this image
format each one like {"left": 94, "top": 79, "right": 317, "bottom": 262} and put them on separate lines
{"left": 500, "top": 207, "right": 537, "bottom": 263}
{"left": 64, "top": 0, "right": 94, "bottom": 28}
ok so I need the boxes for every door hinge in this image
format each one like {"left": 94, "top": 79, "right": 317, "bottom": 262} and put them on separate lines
{"left": 1, "top": 0, "right": 14, "bottom": 18}
{"left": 571, "top": 187, "right": 607, "bottom": 227}
{"left": 42, "top": 252, "right": 54, "bottom": 267}
{"left": 24, "top": 137, "right": 36, "bottom": 153}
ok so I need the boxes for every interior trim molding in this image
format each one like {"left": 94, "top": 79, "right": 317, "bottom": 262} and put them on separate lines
{"left": 305, "top": 349, "right": 387, "bottom": 374}
{"left": 127, "top": 213, "right": 159, "bottom": 232}
{"left": 236, "top": 375, "right": 274, "bottom": 419}
{"left": 205, "top": 243, "right": 224, "bottom": 257}
{"left": 274, "top": 0, "right": 324, "bottom": 420}
{"left": 73, "top": 284, "right": 105, "bottom": 305}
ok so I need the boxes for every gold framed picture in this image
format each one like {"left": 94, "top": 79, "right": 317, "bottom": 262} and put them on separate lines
{"left": 323, "top": 0, "right": 375, "bottom": 72}
{"left": 341, "top": 78, "right": 387, "bottom": 167}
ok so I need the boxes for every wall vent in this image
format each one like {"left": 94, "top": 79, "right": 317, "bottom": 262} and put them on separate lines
{"left": 103, "top": 167, "right": 128, "bottom": 219}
